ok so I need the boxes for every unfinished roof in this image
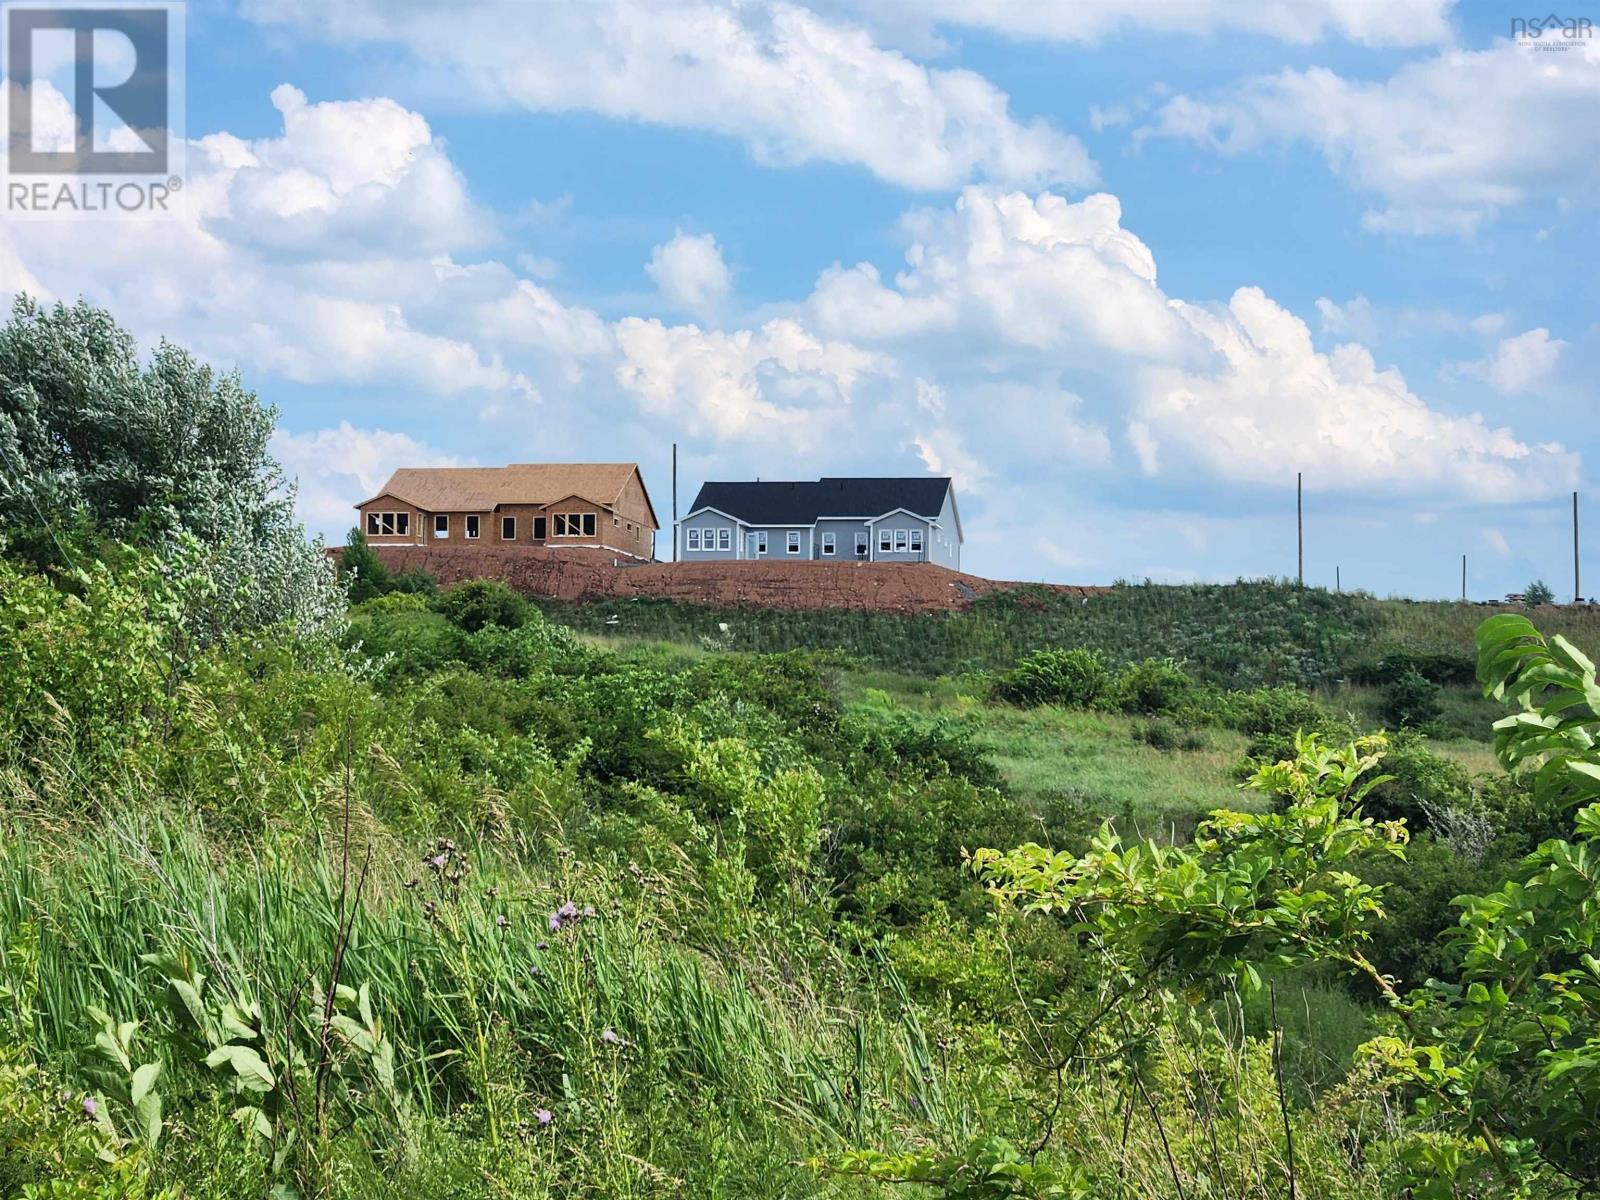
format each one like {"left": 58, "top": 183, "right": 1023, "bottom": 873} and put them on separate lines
{"left": 359, "top": 463, "right": 657, "bottom": 527}
{"left": 689, "top": 477, "right": 955, "bottom": 531}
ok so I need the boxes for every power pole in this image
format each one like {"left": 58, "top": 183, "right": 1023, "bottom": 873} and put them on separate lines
{"left": 1462, "top": 554, "right": 1467, "bottom": 603}
{"left": 1296, "top": 472, "right": 1304, "bottom": 586}
{"left": 671, "top": 443, "right": 679, "bottom": 563}
{"left": 1575, "top": 491, "right": 1582, "bottom": 603}
{"left": 1335, "top": 565, "right": 1341, "bottom": 593}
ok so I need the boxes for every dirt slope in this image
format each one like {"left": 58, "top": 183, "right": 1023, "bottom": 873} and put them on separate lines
{"left": 366, "top": 545, "right": 1104, "bottom": 613}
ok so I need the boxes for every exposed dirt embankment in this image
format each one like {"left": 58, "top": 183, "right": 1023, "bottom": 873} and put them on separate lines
{"left": 364, "top": 545, "right": 1106, "bottom": 613}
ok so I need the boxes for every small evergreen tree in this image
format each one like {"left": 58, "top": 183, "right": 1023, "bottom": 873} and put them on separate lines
{"left": 1524, "top": 579, "right": 1555, "bottom": 607}
{"left": 339, "top": 529, "right": 392, "bottom": 603}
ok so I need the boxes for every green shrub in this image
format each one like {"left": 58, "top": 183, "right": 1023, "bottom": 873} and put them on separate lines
{"left": 1108, "top": 656, "right": 1197, "bottom": 717}
{"left": 1132, "top": 719, "right": 1181, "bottom": 751}
{"left": 433, "top": 579, "right": 531, "bottom": 633}
{"left": 1380, "top": 667, "right": 1443, "bottom": 732}
{"left": 990, "top": 647, "right": 1111, "bottom": 707}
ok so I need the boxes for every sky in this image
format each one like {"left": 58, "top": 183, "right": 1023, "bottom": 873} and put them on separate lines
{"left": 1, "top": 0, "right": 1596, "bottom": 597}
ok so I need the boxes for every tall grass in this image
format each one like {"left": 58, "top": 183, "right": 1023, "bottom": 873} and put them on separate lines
{"left": 0, "top": 811, "right": 980, "bottom": 1196}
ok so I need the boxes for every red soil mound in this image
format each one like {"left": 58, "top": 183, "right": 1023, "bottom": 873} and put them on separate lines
{"left": 362, "top": 545, "right": 1104, "bottom": 613}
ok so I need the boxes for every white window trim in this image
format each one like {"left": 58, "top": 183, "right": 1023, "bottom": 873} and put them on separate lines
{"left": 894, "top": 529, "right": 908, "bottom": 551}
{"left": 855, "top": 532, "right": 868, "bottom": 557}
{"left": 787, "top": 531, "right": 802, "bottom": 554}
{"left": 909, "top": 529, "right": 923, "bottom": 553}
{"left": 717, "top": 528, "right": 732, "bottom": 551}
{"left": 756, "top": 531, "right": 768, "bottom": 554}
{"left": 878, "top": 530, "right": 892, "bottom": 552}
{"left": 687, "top": 528, "right": 702, "bottom": 551}
{"left": 465, "top": 515, "right": 480, "bottom": 539}
{"left": 434, "top": 514, "right": 449, "bottom": 538}
{"left": 821, "top": 532, "right": 836, "bottom": 555}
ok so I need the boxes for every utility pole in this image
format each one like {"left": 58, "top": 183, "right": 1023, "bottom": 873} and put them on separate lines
{"left": 671, "top": 443, "right": 679, "bottom": 563}
{"left": 1296, "top": 472, "right": 1304, "bottom": 586}
{"left": 1462, "top": 554, "right": 1467, "bottom": 603}
{"left": 1575, "top": 491, "right": 1582, "bottom": 603}
{"left": 1335, "top": 565, "right": 1341, "bottom": 594}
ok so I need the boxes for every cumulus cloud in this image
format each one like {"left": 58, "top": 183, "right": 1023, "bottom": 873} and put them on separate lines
{"left": 1134, "top": 289, "right": 1577, "bottom": 500}
{"left": 270, "top": 421, "right": 465, "bottom": 531}
{"left": 0, "top": 83, "right": 537, "bottom": 401}
{"left": 1142, "top": 40, "right": 1600, "bottom": 233}
{"left": 911, "top": 427, "right": 986, "bottom": 492}
{"left": 807, "top": 189, "right": 1197, "bottom": 362}
{"left": 853, "top": 0, "right": 1457, "bottom": 46}
{"left": 797, "top": 185, "right": 1575, "bottom": 501}
{"left": 1456, "top": 327, "right": 1567, "bottom": 394}
{"left": 240, "top": 0, "right": 1095, "bottom": 192}
{"left": 612, "top": 317, "right": 889, "bottom": 442}
{"left": 647, "top": 233, "right": 732, "bottom": 316}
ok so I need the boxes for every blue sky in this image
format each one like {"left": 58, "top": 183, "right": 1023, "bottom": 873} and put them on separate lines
{"left": 3, "top": 0, "right": 1596, "bottom": 596}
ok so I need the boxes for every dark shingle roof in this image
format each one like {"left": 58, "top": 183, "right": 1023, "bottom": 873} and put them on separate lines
{"left": 688, "top": 477, "right": 954, "bottom": 528}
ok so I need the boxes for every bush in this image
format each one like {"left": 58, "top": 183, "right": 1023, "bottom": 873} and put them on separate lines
{"left": 1132, "top": 719, "right": 1180, "bottom": 751}
{"left": 991, "top": 647, "right": 1111, "bottom": 708}
{"left": 1348, "top": 647, "right": 1475, "bottom": 688}
{"left": 433, "top": 579, "right": 531, "bottom": 633}
{"left": 1108, "top": 657, "right": 1197, "bottom": 718}
{"left": 1381, "top": 668, "right": 1443, "bottom": 732}
{"left": 1356, "top": 729, "right": 1471, "bottom": 831}
{"left": 1525, "top": 579, "right": 1555, "bottom": 607}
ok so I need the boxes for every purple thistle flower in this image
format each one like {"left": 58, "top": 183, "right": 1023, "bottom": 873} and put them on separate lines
{"left": 600, "top": 1028, "right": 619, "bottom": 1045}
{"left": 536, "top": 1108, "right": 553, "bottom": 1127}
{"left": 495, "top": 914, "right": 509, "bottom": 931}
{"left": 547, "top": 912, "right": 563, "bottom": 933}
{"left": 536, "top": 941, "right": 548, "bottom": 951}
{"left": 582, "top": 905, "right": 597, "bottom": 919}
{"left": 426, "top": 853, "right": 447, "bottom": 872}
{"left": 557, "top": 901, "right": 579, "bottom": 920}
{"left": 82, "top": 1095, "right": 97, "bottom": 1118}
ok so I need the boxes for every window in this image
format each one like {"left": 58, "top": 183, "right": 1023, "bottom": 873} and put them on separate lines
{"left": 894, "top": 529, "right": 908, "bottom": 551}
{"left": 555, "top": 512, "right": 598, "bottom": 538}
{"left": 501, "top": 516, "right": 517, "bottom": 540}
{"left": 434, "top": 514, "right": 449, "bottom": 538}
{"left": 855, "top": 532, "right": 868, "bottom": 558}
{"left": 821, "top": 532, "right": 836, "bottom": 555}
{"left": 687, "top": 528, "right": 701, "bottom": 551}
{"left": 909, "top": 529, "right": 923, "bottom": 553}
{"left": 613, "top": 515, "right": 620, "bottom": 526}
{"left": 787, "top": 531, "right": 801, "bottom": 555}
{"left": 879, "top": 529, "right": 892, "bottom": 553}
{"left": 465, "top": 515, "right": 480, "bottom": 539}
{"left": 365, "top": 511, "right": 411, "bottom": 536}
{"left": 755, "top": 531, "right": 768, "bottom": 554}
{"left": 533, "top": 516, "right": 547, "bottom": 540}
{"left": 717, "top": 528, "right": 732, "bottom": 551}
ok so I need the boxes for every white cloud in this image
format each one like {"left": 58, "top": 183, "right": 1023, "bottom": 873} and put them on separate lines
{"left": 1315, "top": 296, "right": 1378, "bottom": 343}
{"left": 647, "top": 232, "right": 732, "bottom": 316}
{"left": 1484, "top": 527, "right": 1511, "bottom": 556}
{"left": 612, "top": 317, "right": 888, "bottom": 442}
{"left": 1134, "top": 288, "right": 1577, "bottom": 500}
{"left": 240, "top": 0, "right": 1095, "bottom": 192}
{"left": 0, "top": 84, "right": 537, "bottom": 401}
{"left": 270, "top": 421, "right": 465, "bottom": 531}
{"left": 852, "top": 0, "right": 1457, "bottom": 46}
{"left": 911, "top": 427, "right": 986, "bottom": 492}
{"left": 1456, "top": 327, "right": 1567, "bottom": 394}
{"left": 807, "top": 189, "right": 1196, "bottom": 362}
{"left": 1143, "top": 41, "right": 1600, "bottom": 233}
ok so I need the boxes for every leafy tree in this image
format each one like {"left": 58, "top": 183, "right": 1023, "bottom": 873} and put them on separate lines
{"left": 1524, "top": 579, "right": 1555, "bottom": 607}
{"left": 339, "top": 529, "right": 392, "bottom": 603}
{"left": 0, "top": 295, "right": 341, "bottom": 637}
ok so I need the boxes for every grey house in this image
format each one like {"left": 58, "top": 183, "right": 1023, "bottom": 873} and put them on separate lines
{"left": 675, "top": 477, "right": 963, "bottom": 569}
